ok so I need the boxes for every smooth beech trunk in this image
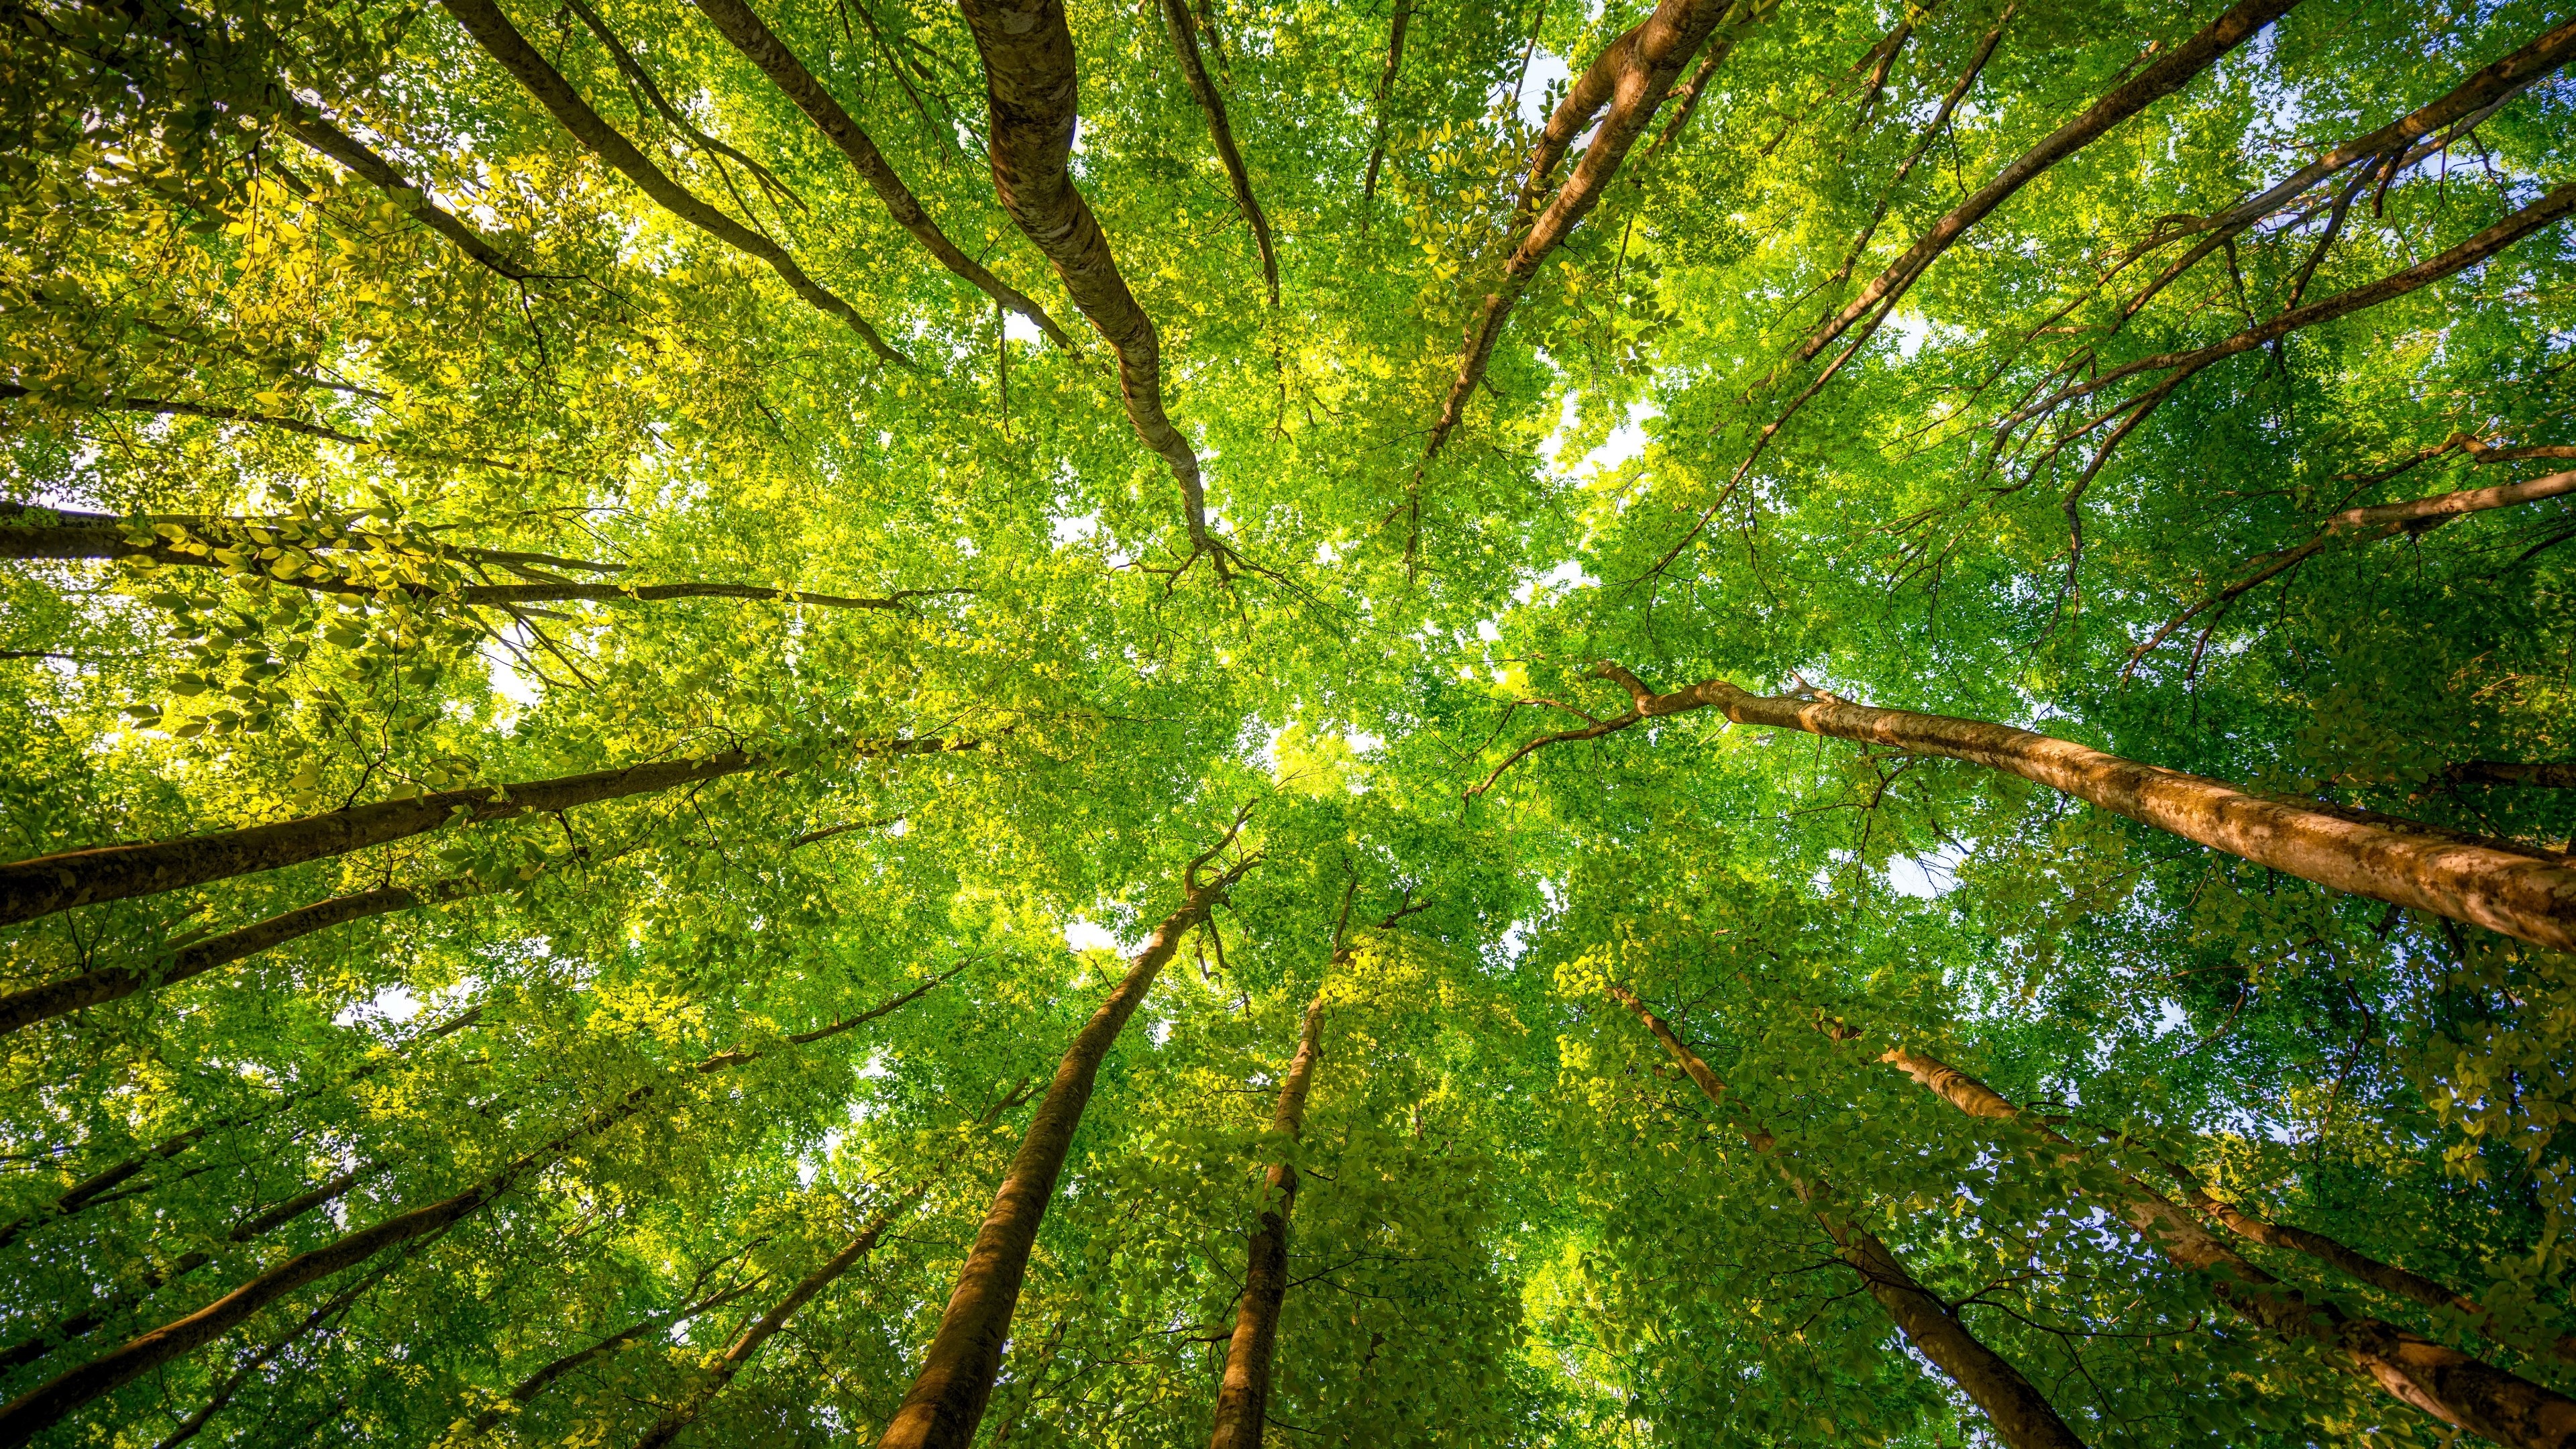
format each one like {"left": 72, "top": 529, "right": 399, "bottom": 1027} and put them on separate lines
{"left": 1536, "top": 664, "right": 2576, "bottom": 951}
{"left": 1878, "top": 1044, "right": 2576, "bottom": 1448}
{"left": 955, "top": 0, "right": 1218, "bottom": 562}
{"left": 684, "top": 0, "right": 1070, "bottom": 347}
{"left": 0, "top": 737, "right": 962, "bottom": 928}
{"left": 1605, "top": 984, "right": 2088, "bottom": 1449}
{"left": 435, "top": 0, "right": 906, "bottom": 364}
{"left": 1803, "top": 0, "right": 2298, "bottom": 361}
{"left": 1206, "top": 989, "right": 1324, "bottom": 1449}
{"left": 0, "top": 877, "right": 484, "bottom": 1037}
{"left": 2155, "top": 1157, "right": 2576, "bottom": 1364}
{"left": 1429, "top": 0, "right": 1754, "bottom": 460}
{"left": 875, "top": 832, "right": 1246, "bottom": 1449}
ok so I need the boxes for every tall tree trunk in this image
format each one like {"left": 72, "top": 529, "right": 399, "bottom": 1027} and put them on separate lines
{"left": 1359, "top": 0, "right": 1411, "bottom": 203}
{"left": 1427, "top": 0, "right": 1758, "bottom": 460}
{"left": 1159, "top": 0, "right": 1278, "bottom": 307}
{"left": 146, "top": 1259, "right": 392, "bottom": 1449}
{"left": 1, "top": 877, "right": 485, "bottom": 1038}
{"left": 434, "top": 0, "right": 908, "bottom": 365}
{"left": 1205, "top": 989, "right": 1322, "bottom": 1449}
{"left": 0, "top": 736, "right": 964, "bottom": 928}
{"left": 0, "top": 973, "right": 950, "bottom": 1446}
{"left": 2154, "top": 1156, "right": 2576, "bottom": 1364}
{"left": 1802, "top": 0, "right": 2299, "bottom": 362}
{"left": 1875, "top": 1042, "right": 2576, "bottom": 1448}
{"left": 1487, "top": 663, "right": 2576, "bottom": 951}
{"left": 953, "top": 0, "right": 1222, "bottom": 568}
{"left": 684, "top": 0, "right": 1072, "bottom": 347}
{"left": 875, "top": 823, "right": 1252, "bottom": 1449}
{"left": 0, "top": 1166, "right": 371, "bottom": 1372}
{"left": 1604, "top": 984, "right": 2088, "bottom": 1449}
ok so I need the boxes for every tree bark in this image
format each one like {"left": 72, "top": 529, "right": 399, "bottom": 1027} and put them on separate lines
{"left": 434, "top": 0, "right": 908, "bottom": 365}
{"left": 2022, "top": 183, "right": 2576, "bottom": 428}
{"left": 0, "top": 877, "right": 486, "bottom": 1038}
{"left": 874, "top": 822, "right": 1251, "bottom": 1449}
{"left": 1428, "top": 0, "right": 1758, "bottom": 461}
{"left": 953, "top": 0, "right": 1219, "bottom": 565}
{"left": 1159, "top": 0, "right": 1277, "bottom": 307}
{"left": 280, "top": 112, "right": 538, "bottom": 280}
{"left": 0, "top": 735, "right": 966, "bottom": 928}
{"left": 1489, "top": 663, "right": 2576, "bottom": 952}
{"left": 684, "top": 0, "right": 1071, "bottom": 347}
{"left": 1803, "top": 0, "right": 2299, "bottom": 362}
{"left": 2450, "top": 762, "right": 2576, "bottom": 790}
{"left": 1877, "top": 1044, "right": 2576, "bottom": 1448}
{"left": 1359, "top": 0, "right": 1411, "bottom": 203}
{"left": 0, "top": 973, "right": 949, "bottom": 1446}
{"left": 1604, "top": 984, "right": 2088, "bottom": 1449}
{"left": 1205, "top": 989, "right": 1322, "bottom": 1449}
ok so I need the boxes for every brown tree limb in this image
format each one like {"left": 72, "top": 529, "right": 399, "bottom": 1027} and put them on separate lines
{"left": 0, "top": 737, "right": 973, "bottom": 928}
{"left": 146, "top": 1258, "right": 392, "bottom": 1449}
{"left": 459, "top": 1280, "right": 762, "bottom": 1438}
{"left": 1874, "top": 1042, "right": 2576, "bottom": 1447}
{"left": 1479, "top": 661, "right": 2576, "bottom": 950}
{"left": 2449, "top": 762, "right": 2576, "bottom": 790}
{"left": 1427, "top": 0, "right": 1764, "bottom": 462}
{"left": 953, "top": 0, "right": 1224, "bottom": 570}
{"left": 1160, "top": 0, "right": 1278, "bottom": 307}
{"left": 0, "top": 877, "right": 489, "bottom": 1038}
{"left": 279, "top": 112, "right": 541, "bottom": 281}
{"left": 0, "top": 385, "right": 371, "bottom": 445}
{"left": 1360, "top": 0, "right": 1413, "bottom": 203}
{"left": 2129, "top": 468, "right": 2576, "bottom": 671}
{"left": 874, "top": 810, "right": 1256, "bottom": 1449}
{"left": 1606, "top": 985, "right": 2086, "bottom": 1449}
{"left": 435, "top": 0, "right": 909, "bottom": 366}
{"left": 0, "top": 974, "right": 953, "bottom": 1448}
{"left": 1802, "top": 0, "right": 2301, "bottom": 364}
{"left": 686, "top": 0, "right": 1073, "bottom": 347}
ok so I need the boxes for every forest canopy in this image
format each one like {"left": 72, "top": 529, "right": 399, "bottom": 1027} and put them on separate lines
{"left": 6, "top": 0, "right": 2576, "bottom": 1444}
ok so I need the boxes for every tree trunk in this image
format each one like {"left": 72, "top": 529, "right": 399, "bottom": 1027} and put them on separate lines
{"left": 1206, "top": 988, "right": 1324, "bottom": 1449}
{"left": 0, "top": 973, "right": 949, "bottom": 1445}
{"left": 1428, "top": 0, "right": 1756, "bottom": 460}
{"left": 684, "top": 0, "right": 1071, "bottom": 347}
{"left": 874, "top": 826, "right": 1249, "bottom": 1449}
{"left": 0, "top": 510, "right": 936, "bottom": 610}
{"left": 280, "top": 111, "right": 536, "bottom": 280}
{"left": 1566, "top": 663, "right": 2576, "bottom": 951}
{"left": 2155, "top": 1156, "right": 2576, "bottom": 1364}
{"left": 953, "top": 0, "right": 1218, "bottom": 564}
{"left": 0, "top": 736, "right": 963, "bottom": 928}
{"left": 1803, "top": 0, "right": 2298, "bottom": 361}
{"left": 1603, "top": 984, "right": 2088, "bottom": 1449}
{"left": 1878, "top": 1043, "right": 2576, "bottom": 1448}
{"left": 0, "top": 877, "right": 485, "bottom": 1037}
{"left": 435, "top": 0, "right": 906, "bottom": 365}
{"left": 0, "top": 1165, "right": 370, "bottom": 1372}
{"left": 1359, "top": 0, "right": 1411, "bottom": 203}
{"left": 1159, "top": 0, "right": 1277, "bottom": 307}
{"left": 146, "top": 1261, "right": 389, "bottom": 1449}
